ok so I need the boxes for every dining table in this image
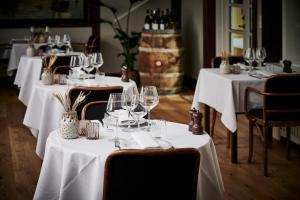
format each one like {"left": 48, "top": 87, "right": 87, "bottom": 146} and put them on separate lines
{"left": 23, "top": 78, "right": 137, "bottom": 159}
{"left": 191, "top": 67, "right": 281, "bottom": 163}
{"left": 14, "top": 53, "right": 81, "bottom": 106}
{"left": 33, "top": 121, "right": 224, "bottom": 200}
{"left": 7, "top": 42, "right": 45, "bottom": 76}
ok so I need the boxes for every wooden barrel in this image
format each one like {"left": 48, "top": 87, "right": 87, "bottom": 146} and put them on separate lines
{"left": 138, "top": 32, "right": 184, "bottom": 94}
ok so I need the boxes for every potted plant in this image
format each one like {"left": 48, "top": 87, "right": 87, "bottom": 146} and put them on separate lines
{"left": 99, "top": 0, "right": 142, "bottom": 84}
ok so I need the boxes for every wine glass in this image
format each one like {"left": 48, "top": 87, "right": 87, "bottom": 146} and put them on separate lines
{"left": 243, "top": 48, "right": 255, "bottom": 71}
{"left": 121, "top": 87, "right": 139, "bottom": 132}
{"left": 63, "top": 34, "right": 72, "bottom": 52}
{"left": 140, "top": 86, "right": 159, "bottom": 131}
{"left": 92, "top": 52, "right": 104, "bottom": 74}
{"left": 255, "top": 47, "right": 267, "bottom": 67}
{"left": 82, "top": 54, "right": 94, "bottom": 79}
{"left": 132, "top": 101, "right": 147, "bottom": 130}
{"left": 69, "top": 55, "right": 81, "bottom": 79}
{"left": 106, "top": 93, "right": 126, "bottom": 147}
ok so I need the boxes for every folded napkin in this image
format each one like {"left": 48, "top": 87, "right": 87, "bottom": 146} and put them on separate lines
{"left": 131, "top": 132, "right": 160, "bottom": 149}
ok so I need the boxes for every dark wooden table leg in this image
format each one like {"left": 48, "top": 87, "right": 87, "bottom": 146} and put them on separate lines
{"left": 204, "top": 104, "right": 210, "bottom": 135}
{"left": 231, "top": 130, "right": 238, "bottom": 163}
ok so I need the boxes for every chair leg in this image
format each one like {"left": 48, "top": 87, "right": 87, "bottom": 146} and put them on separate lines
{"left": 227, "top": 130, "right": 231, "bottom": 149}
{"left": 286, "top": 127, "right": 291, "bottom": 160}
{"left": 211, "top": 109, "right": 217, "bottom": 138}
{"left": 248, "top": 120, "right": 254, "bottom": 163}
{"left": 263, "top": 125, "right": 269, "bottom": 176}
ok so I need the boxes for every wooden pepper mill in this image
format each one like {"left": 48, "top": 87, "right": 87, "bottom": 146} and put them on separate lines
{"left": 283, "top": 59, "right": 292, "bottom": 73}
{"left": 121, "top": 65, "right": 129, "bottom": 82}
{"left": 189, "top": 108, "right": 197, "bottom": 131}
{"left": 191, "top": 109, "right": 204, "bottom": 135}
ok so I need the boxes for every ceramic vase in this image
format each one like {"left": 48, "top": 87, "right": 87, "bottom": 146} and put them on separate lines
{"left": 26, "top": 44, "right": 35, "bottom": 57}
{"left": 41, "top": 68, "right": 53, "bottom": 85}
{"left": 219, "top": 60, "right": 231, "bottom": 74}
{"left": 60, "top": 111, "right": 79, "bottom": 139}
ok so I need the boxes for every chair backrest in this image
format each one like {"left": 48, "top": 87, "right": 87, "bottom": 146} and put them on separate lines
{"left": 264, "top": 74, "right": 300, "bottom": 123}
{"left": 42, "top": 55, "right": 72, "bottom": 72}
{"left": 68, "top": 86, "right": 123, "bottom": 120}
{"left": 211, "top": 56, "right": 244, "bottom": 68}
{"left": 85, "top": 34, "right": 100, "bottom": 53}
{"left": 81, "top": 100, "right": 108, "bottom": 120}
{"left": 52, "top": 65, "right": 70, "bottom": 75}
{"left": 103, "top": 148, "right": 200, "bottom": 200}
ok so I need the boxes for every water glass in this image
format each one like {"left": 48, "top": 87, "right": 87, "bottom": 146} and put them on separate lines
{"left": 86, "top": 122, "right": 100, "bottom": 140}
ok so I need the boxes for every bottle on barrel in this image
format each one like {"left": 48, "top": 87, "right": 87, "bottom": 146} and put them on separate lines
{"left": 159, "top": 10, "right": 165, "bottom": 30}
{"left": 151, "top": 9, "right": 159, "bottom": 31}
{"left": 144, "top": 9, "right": 151, "bottom": 30}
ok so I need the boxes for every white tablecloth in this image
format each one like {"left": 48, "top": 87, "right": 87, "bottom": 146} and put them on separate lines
{"left": 192, "top": 68, "right": 265, "bottom": 132}
{"left": 23, "top": 78, "right": 136, "bottom": 158}
{"left": 14, "top": 53, "right": 81, "bottom": 106}
{"left": 14, "top": 56, "right": 43, "bottom": 105}
{"left": 7, "top": 43, "right": 45, "bottom": 75}
{"left": 34, "top": 122, "right": 224, "bottom": 200}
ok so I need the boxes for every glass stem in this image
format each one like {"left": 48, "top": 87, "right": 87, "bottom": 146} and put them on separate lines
{"left": 147, "top": 109, "right": 151, "bottom": 129}
{"left": 116, "top": 118, "right": 119, "bottom": 141}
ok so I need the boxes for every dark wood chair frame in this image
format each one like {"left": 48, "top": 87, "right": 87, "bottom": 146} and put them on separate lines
{"left": 103, "top": 148, "right": 200, "bottom": 200}
{"left": 68, "top": 86, "right": 123, "bottom": 120}
{"left": 245, "top": 74, "right": 300, "bottom": 176}
{"left": 81, "top": 100, "right": 107, "bottom": 120}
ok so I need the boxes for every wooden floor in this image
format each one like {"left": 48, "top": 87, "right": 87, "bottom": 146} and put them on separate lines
{"left": 1, "top": 87, "right": 300, "bottom": 199}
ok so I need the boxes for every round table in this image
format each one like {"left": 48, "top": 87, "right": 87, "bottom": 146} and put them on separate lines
{"left": 23, "top": 78, "right": 136, "bottom": 158}
{"left": 34, "top": 122, "right": 224, "bottom": 200}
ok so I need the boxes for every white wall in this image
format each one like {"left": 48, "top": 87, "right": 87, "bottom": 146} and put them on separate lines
{"left": 100, "top": 0, "right": 171, "bottom": 73}
{"left": 181, "top": 0, "right": 203, "bottom": 79}
{"left": 282, "top": 0, "right": 300, "bottom": 65}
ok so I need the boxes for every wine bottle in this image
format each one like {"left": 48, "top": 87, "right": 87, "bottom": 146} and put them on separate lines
{"left": 151, "top": 9, "right": 159, "bottom": 31}
{"left": 165, "top": 8, "right": 170, "bottom": 29}
{"left": 159, "top": 10, "right": 165, "bottom": 30}
{"left": 144, "top": 9, "right": 151, "bottom": 30}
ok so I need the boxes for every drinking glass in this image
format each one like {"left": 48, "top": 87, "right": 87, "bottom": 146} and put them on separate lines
{"left": 121, "top": 88, "right": 138, "bottom": 132}
{"left": 255, "top": 47, "right": 267, "bottom": 67}
{"left": 243, "top": 48, "right": 255, "bottom": 71}
{"left": 92, "top": 52, "right": 104, "bottom": 74}
{"left": 82, "top": 54, "right": 94, "bottom": 79}
{"left": 140, "top": 86, "right": 159, "bottom": 131}
{"left": 106, "top": 93, "right": 125, "bottom": 145}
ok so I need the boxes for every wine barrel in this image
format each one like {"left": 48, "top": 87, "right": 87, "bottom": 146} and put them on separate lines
{"left": 138, "top": 32, "right": 184, "bottom": 94}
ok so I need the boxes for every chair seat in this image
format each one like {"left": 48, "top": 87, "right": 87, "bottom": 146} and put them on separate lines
{"left": 248, "top": 108, "right": 300, "bottom": 122}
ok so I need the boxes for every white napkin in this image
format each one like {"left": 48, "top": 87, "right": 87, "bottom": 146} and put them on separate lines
{"left": 131, "top": 132, "right": 160, "bottom": 149}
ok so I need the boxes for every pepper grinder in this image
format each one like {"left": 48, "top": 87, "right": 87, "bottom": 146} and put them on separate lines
{"left": 121, "top": 65, "right": 129, "bottom": 82}
{"left": 191, "top": 109, "right": 204, "bottom": 135}
{"left": 189, "top": 108, "right": 197, "bottom": 131}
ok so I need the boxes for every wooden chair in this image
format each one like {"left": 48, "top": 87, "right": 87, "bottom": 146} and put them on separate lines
{"left": 245, "top": 73, "right": 300, "bottom": 176}
{"left": 210, "top": 56, "right": 244, "bottom": 147}
{"left": 68, "top": 86, "right": 123, "bottom": 120}
{"left": 52, "top": 65, "right": 70, "bottom": 75}
{"left": 85, "top": 34, "right": 100, "bottom": 53}
{"left": 81, "top": 100, "right": 108, "bottom": 121}
{"left": 103, "top": 148, "right": 200, "bottom": 200}
{"left": 42, "top": 55, "right": 72, "bottom": 74}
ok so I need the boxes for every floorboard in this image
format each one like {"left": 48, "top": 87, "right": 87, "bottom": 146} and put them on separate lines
{"left": 0, "top": 87, "right": 300, "bottom": 199}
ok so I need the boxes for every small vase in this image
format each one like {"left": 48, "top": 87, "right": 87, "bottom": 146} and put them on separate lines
{"left": 26, "top": 44, "right": 35, "bottom": 57}
{"left": 60, "top": 111, "right": 79, "bottom": 139}
{"left": 219, "top": 60, "right": 231, "bottom": 74}
{"left": 41, "top": 68, "right": 53, "bottom": 85}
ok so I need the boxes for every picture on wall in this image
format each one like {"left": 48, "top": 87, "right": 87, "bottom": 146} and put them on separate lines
{"left": 0, "top": 0, "right": 89, "bottom": 28}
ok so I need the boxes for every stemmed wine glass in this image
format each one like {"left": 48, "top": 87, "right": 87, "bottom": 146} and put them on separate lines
{"left": 121, "top": 87, "right": 139, "bottom": 132}
{"left": 69, "top": 55, "right": 81, "bottom": 79}
{"left": 140, "top": 86, "right": 159, "bottom": 131}
{"left": 255, "top": 47, "right": 267, "bottom": 67}
{"left": 92, "top": 52, "right": 104, "bottom": 74}
{"left": 243, "top": 48, "right": 256, "bottom": 71}
{"left": 106, "top": 93, "right": 125, "bottom": 147}
{"left": 82, "top": 54, "right": 94, "bottom": 79}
